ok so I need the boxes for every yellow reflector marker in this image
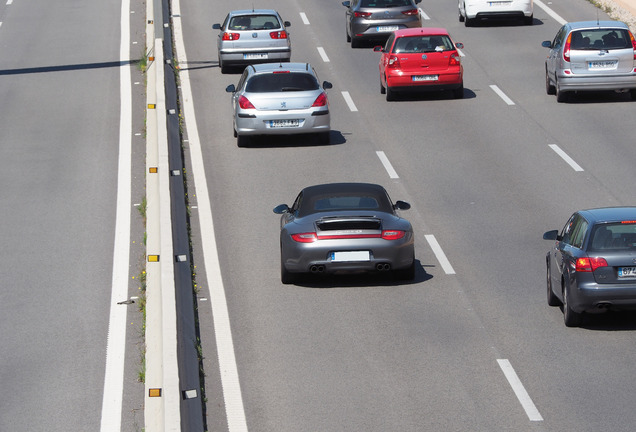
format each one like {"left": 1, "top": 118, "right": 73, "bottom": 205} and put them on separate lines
{"left": 149, "top": 388, "right": 161, "bottom": 397}
{"left": 148, "top": 104, "right": 156, "bottom": 109}
{"left": 148, "top": 255, "right": 159, "bottom": 262}
{"left": 149, "top": 167, "right": 158, "bottom": 173}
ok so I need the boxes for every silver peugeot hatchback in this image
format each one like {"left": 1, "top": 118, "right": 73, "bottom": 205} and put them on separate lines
{"left": 213, "top": 9, "right": 291, "bottom": 74}
{"left": 542, "top": 21, "right": 636, "bottom": 102}
{"left": 225, "top": 63, "right": 332, "bottom": 147}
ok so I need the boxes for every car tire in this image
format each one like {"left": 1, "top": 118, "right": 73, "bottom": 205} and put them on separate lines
{"left": 386, "top": 86, "right": 395, "bottom": 101}
{"left": 219, "top": 57, "right": 228, "bottom": 74}
{"left": 346, "top": 27, "right": 351, "bottom": 43}
{"left": 465, "top": 17, "right": 473, "bottom": 27}
{"left": 453, "top": 83, "right": 464, "bottom": 99}
{"left": 630, "top": 89, "right": 636, "bottom": 100}
{"left": 281, "top": 260, "right": 295, "bottom": 285}
{"left": 459, "top": 10, "right": 465, "bottom": 22}
{"left": 524, "top": 15, "right": 533, "bottom": 25}
{"left": 547, "top": 261, "right": 560, "bottom": 307}
{"left": 351, "top": 37, "right": 361, "bottom": 48}
{"left": 394, "top": 260, "right": 415, "bottom": 281}
{"left": 237, "top": 134, "right": 249, "bottom": 148}
{"left": 563, "top": 282, "right": 583, "bottom": 327}
{"left": 380, "top": 80, "right": 386, "bottom": 94}
{"left": 545, "top": 69, "right": 556, "bottom": 95}
{"left": 556, "top": 81, "right": 569, "bottom": 103}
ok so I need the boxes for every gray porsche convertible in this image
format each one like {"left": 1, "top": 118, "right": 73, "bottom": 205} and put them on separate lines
{"left": 273, "top": 183, "right": 415, "bottom": 284}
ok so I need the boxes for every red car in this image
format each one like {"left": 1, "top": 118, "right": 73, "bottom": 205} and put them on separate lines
{"left": 374, "top": 28, "right": 464, "bottom": 101}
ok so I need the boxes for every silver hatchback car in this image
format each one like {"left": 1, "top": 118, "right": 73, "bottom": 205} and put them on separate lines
{"left": 542, "top": 21, "right": 636, "bottom": 102}
{"left": 225, "top": 63, "right": 332, "bottom": 147}
{"left": 213, "top": 9, "right": 291, "bottom": 74}
{"left": 342, "top": 0, "right": 422, "bottom": 48}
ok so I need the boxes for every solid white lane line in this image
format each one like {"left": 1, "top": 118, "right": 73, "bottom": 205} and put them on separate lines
{"left": 317, "top": 46, "right": 330, "bottom": 63}
{"left": 549, "top": 144, "right": 584, "bottom": 171}
{"left": 6, "top": 0, "right": 12, "bottom": 5}
{"left": 376, "top": 151, "right": 399, "bottom": 179}
{"left": 100, "top": 0, "right": 131, "bottom": 430}
{"left": 534, "top": 0, "right": 567, "bottom": 25}
{"left": 172, "top": 1, "right": 249, "bottom": 430}
{"left": 299, "top": 12, "right": 310, "bottom": 25}
{"left": 497, "top": 359, "right": 544, "bottom": 421}
{"left": 424, "top": 235, "right": 456, "bottom": 275}
{"left": 490, "top": 85, "right": 515, "bottom": 105}
{"left": 418, "top": 8, "right": 430, "bottom": 20}
{"left": 341, "top": 91, "right": 358, "bottom": 112}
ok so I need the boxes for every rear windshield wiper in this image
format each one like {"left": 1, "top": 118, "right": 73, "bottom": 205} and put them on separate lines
{"left": 280, "top": 87, "right": 306, "bottom": 92}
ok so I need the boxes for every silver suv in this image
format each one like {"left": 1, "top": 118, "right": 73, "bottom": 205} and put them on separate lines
{"left": 542, "top": 21, "right": 636, "bottom": 102}
{"left": 213, "top": 9, "right": 291, "bottom": 74}
{"left": 342, "top": 0, "right": 422, "bottom": 48}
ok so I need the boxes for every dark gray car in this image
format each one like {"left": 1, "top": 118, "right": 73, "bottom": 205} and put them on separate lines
{"left": 342, "top": 0, "right": 422, "bottom": 48}
{"left": 274, "top": 183, "right": 415, "bottom": 284}
{"left": 542, "top": 21, "right": 636, "bottom": 102}
{"left": 543, "top": 207, "right": 636, "bottom": 327}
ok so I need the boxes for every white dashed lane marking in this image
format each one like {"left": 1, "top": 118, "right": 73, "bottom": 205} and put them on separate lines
{"left": 299, "top": 12, "right": 310, "bottom": 25}
{"left": 317, "top": 47, "right": 329, "bottom": 62}
{"left": 424, "top": 234, "right": 456, "bottom": 275}
{"left": 341, "top": 91, "right": 358, "bottom": 112}
{"left": 549, "top": 144, "right": 584, "bottom": 171}
{"left": 376, "top": 151, "right": 399, "bottom": 179}
{"left": 497, "top": 359, "right": 544, "bottom": 421}
{"left": 490, "top": 85, "right": 515, "bottom": 105}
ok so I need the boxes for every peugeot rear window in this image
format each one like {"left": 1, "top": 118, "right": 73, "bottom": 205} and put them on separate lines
{"left": 229, "top": 15, "right": 281, "bottom": 30}
{"left": 588, "top": 223, "right": 636, "bottom": 251}
{"left": 570, "top": 28, "right": 632, "bottom": 50}
{"left": 360, "top": 0, "right": 413, "bottom": 7}
{"left": 246, "top": 73, "right": 319, "bottom": 93}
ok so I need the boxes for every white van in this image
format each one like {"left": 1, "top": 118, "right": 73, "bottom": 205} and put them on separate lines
{"left": 458, "top": 0, "right": 533, "bottom": 26}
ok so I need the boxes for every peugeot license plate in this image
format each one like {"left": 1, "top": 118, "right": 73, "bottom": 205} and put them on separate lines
{"left": 618, "top": 266, "right": 636, "bottom": 278}
{"left": 331, "top": 251, "right": 370, "bottom": 262}
{"left": 412, "top": 75, "right": 438, "bottom": 81}
{"left": 269, "top": 119, "right": 300, "bottom": 128}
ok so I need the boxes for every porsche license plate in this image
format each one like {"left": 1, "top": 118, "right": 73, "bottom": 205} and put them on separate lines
{"left": 412, "top": 75, "right": 438, "bottom": 81}
{"left": 618, "top": 266, "right": 636, "bottom": 278}
{"left": 269, "top": 119, "right": 300, "bottom": 128}
{"left": 244, "top": 53, "right": 268, "bottom": 60}
{"left": 331, "top": 251, "right": 370, "bottom": 262}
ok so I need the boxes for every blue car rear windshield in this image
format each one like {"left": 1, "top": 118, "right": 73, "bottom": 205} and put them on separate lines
{"left": 246, "top": 73, "right": 319, "bottom": 92}
{"left": 589, "top": 223, "right": 636, "bottom": 251}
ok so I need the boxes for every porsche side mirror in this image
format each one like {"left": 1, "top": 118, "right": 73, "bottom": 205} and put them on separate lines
{"left": 273, "top": 204, "right": 290, "bottom": 214}
{"left": 394, "top": 201, "right": 411, "bottom": 210}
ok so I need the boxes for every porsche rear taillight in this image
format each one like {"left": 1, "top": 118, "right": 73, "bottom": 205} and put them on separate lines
{"left": 387, "top": 55, "right": 400, "bottom": 68}
{"left": 238, "top": 95, "right": 255, "bottom": 109}
{"left": 402, "top": 8, "right": 418, "bottom": 15}
{"left": 449, "top": 52, "right": 460, "bottom": 66}
{"left": 576, "top": 257, "right": 608, "bottom": 272}
{"left": 291, "top": 233, "right": 318, "bottom": 243}
{"left": 354, "top": 11, "right": 372, "bottom": 18}
{"left": 270, "top": 30, "right": 288, "bottom": 39}
{"left": 381, "top": 230, "right": 406, "bottom": 240}
{"left": 311, "top": 92, "right": 328, "bottom": 107}
{"left": 222, "top": 32, "right": 240, "bottom": 41}
{"left": 563, "top": 33, "right": 572, "bottom": 62}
